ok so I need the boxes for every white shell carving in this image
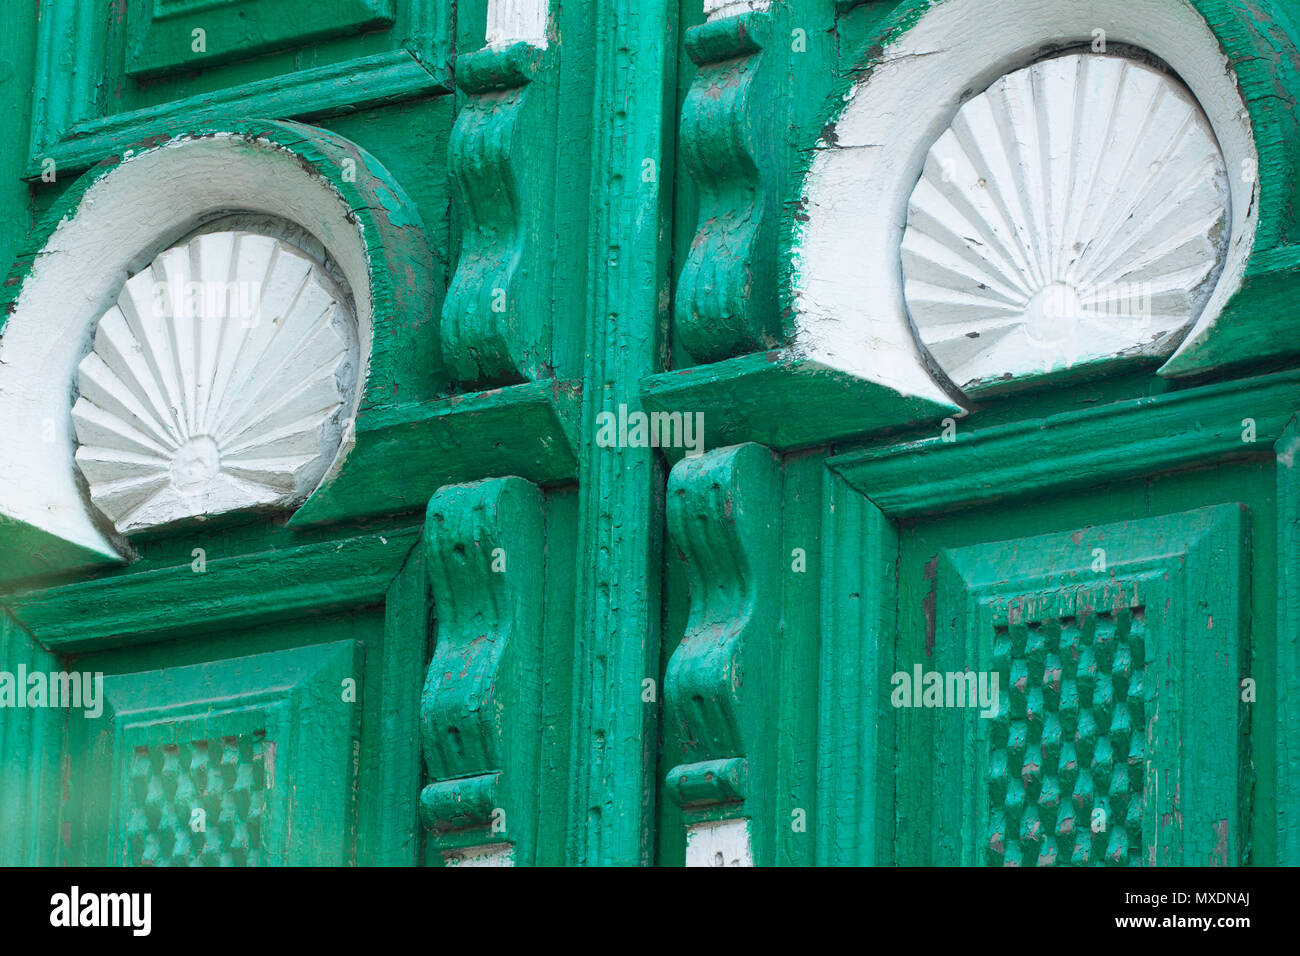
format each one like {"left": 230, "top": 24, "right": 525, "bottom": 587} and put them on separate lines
{"left": 71, "top": 232, "right": 358, "bottom": 534}
{"left": 902, "top": 54, "right": 1229, "bottom": 392}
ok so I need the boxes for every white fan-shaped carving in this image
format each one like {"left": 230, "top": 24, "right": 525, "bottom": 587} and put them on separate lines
{"left": 902, "top": 54, "right": 1229, "bottom": 392}
{"left": 71, "top": 231, "right": 359, "bottom": 534}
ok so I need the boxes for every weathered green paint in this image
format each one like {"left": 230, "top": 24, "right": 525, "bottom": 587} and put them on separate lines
{"left": 2, "top": 0, "right": 1299, "bottom": 869}
{"left": 419, "top": 477, "right": 544, "bottom": 862}
{"left": 642, "top": 350, "right": 961, "bottom": 455}
{"left": 3, "top": 520, "right": 419, "bottom": 651}
{"left": 830, "top": 368, "right": 1300, "bottom": 518}
{"left": 567, "top": 0, "right": 676, "bottom": 867}
{"left": 900, "top": 505, "right": 1248, "bottom": 865}
{"left": 816, "top": 470, "right": 896, "bottom": 866}
{"left": 443, "top": 43, "right": 554, "bottom": 385}
{"left": 28, "top": 0, "right": 459, "bottom": 178}
{"left": 125, "top": 0, "right": 398, "bottom": 79}
{"left": 289, "top": 379, "right": 581, "bottom": 527}
{"left": 1273, "top": 418, "right": 1300, "bottom": 862}
{"left": 675, "top": 8, "right": 788, "bottom": 363}
{"left": 664, "top": 443, "right": 780, "bottom": 860}
{"left": 0, "top": 613, "right": 63, "bottom": 866}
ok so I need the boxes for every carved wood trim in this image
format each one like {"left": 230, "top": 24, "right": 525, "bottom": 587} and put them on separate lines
{"left": 419, "top": 476, "right": 544, "bottom": 864}
{"left": 664, "top": 442, "right": 780, "bottom": 863}
{"left": 675, "top": 7, "right": 784, "bottom": 365}
{"left": 440, "top": 37, "right": 556, "bottom": 387}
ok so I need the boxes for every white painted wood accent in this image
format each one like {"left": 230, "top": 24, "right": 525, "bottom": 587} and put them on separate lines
{"left": 685, "top": 819, "right": 753, "bottom": 867}
{"left": 443, "top": 843, "right": 516, "bottom": 866}
{"left": 791, "top": 0, "right": 1257, "bottom": 404}
{"left": 486, "top": 0, "right": 549, "bottom": 49}
{"left": 704, "top": 0, "right": 771, "bottom": 21}
{"left": 71, "top": 232, "right": 359, "bottom": 534}
{"left": 0, "top": 134, "right": 376, "bottom": 561}
{"left": 902, "top": 54, "right": 1227, "bottom": 392}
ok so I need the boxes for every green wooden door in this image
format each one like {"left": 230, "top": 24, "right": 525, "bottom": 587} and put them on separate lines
{"left": 3, "top": 0, "right": 1300, "bottom": 871}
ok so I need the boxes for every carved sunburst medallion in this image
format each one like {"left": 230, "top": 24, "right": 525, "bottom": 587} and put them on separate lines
{"left": 902, "top": 53, "right": 1229, "bottom": 393}
{"left": 71, "top": 231, "right": 358, "bottom": 534}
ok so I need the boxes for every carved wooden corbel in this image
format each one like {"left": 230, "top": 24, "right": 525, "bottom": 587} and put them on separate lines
{"left": 664, "top": 442, "right": 781, "bottom": 865}
{"left": 419, "top": 476, "right": 544, "bottom": 865}
{"left": 441, "top": 2, "right": 559, "bottom": 388}
{"left": 675, "top": 3, "right": 786, "bottom": 365}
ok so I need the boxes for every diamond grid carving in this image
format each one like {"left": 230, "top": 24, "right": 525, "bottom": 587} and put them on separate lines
{"left": 126, "top": 732, "right": 271, "bottom": 867}
{"left": 987, "top": 609, "right": 1147, "bottom": 866}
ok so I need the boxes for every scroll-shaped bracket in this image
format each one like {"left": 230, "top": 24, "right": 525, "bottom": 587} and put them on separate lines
{"left": 441, "top": 13, "right": 559, "bottom": 388}
{"left": 419, "top": 477, "right": 544, "bottom": 864}
{"left": 675, "top": 4, "right": 786, "bottom": 365}
{"left": 665, "top": 442, "right": 780, "bottom": 863}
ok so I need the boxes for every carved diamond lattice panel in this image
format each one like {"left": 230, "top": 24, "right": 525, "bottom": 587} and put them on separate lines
{"left": 987, "top": 609, "right": 1147, "bottom": 867}
{"left": 125, "top": 734, "right": 271, "bottom": 867}
{"left": 902, "top": 54, "right": 1229, "bottom": 392}
{"left": 72, "top": 231, "right": 359, "bottom": 534}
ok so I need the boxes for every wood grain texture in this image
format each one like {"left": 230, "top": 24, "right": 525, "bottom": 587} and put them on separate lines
{"left": 816, "top": 470, "right": 896, "bottom": 866}
{"left": 1273, "top": 417, "right": 1300, "bottom": 865}
{"left": 125, "top": 0, "right": 397, "bottom": 79}
{"left": 774, "top": 450, "right": 823, "bottom": 867}
{"left": 0, "top": 613, "right": 63, "bottom": 865}
{"left": 363, "top": 546, "right": 432, "bottom": 865}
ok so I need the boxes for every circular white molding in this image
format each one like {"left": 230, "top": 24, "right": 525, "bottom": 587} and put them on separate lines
{"left": 71, "top": 232, "right": 359, "bottom": 534}
{"left": 790, "top": 0, "right": 1258, "bottom": 404}
{"left": 0, "top": 132, "right": 377, "bottom": 561}
{"left": 902, "top": 54, "right": 1229, "bottom": 392}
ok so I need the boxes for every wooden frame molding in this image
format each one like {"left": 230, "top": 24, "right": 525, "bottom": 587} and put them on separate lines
{"left": 289, "top": 379, "right": 580, "bottom": 527}
{"left": 441, "top": 40, "right": 558, "bottom": 386}
{"left": 567, "top": 0, "right": 676, "bottom": 867}
{"left": 815, "top": 470, "right": 896, "bottom": 866}
{"left": 829, "top": 370, "right": 1300, "bottom": 519}
{"left": 1, "top": 523, "right": 421, "bottom": 652}
{"left": 27, "top": 0, "right": 457, "bottom": 179}
{"left": 664, "top": 442, "right": 780, "bottom": 866}
{"left": 641, "top": 350, "right": 960, "bottom": 454}
{"left": 419, "top": 477, "right": 545, "bottom": 865}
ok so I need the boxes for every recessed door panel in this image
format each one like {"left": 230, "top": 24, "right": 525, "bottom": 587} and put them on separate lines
{"left": 898, "top": 504, "right": 1249, "bottom": 866}
{"left": 69, "top": 640, "right": 363, "bottom": 866}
